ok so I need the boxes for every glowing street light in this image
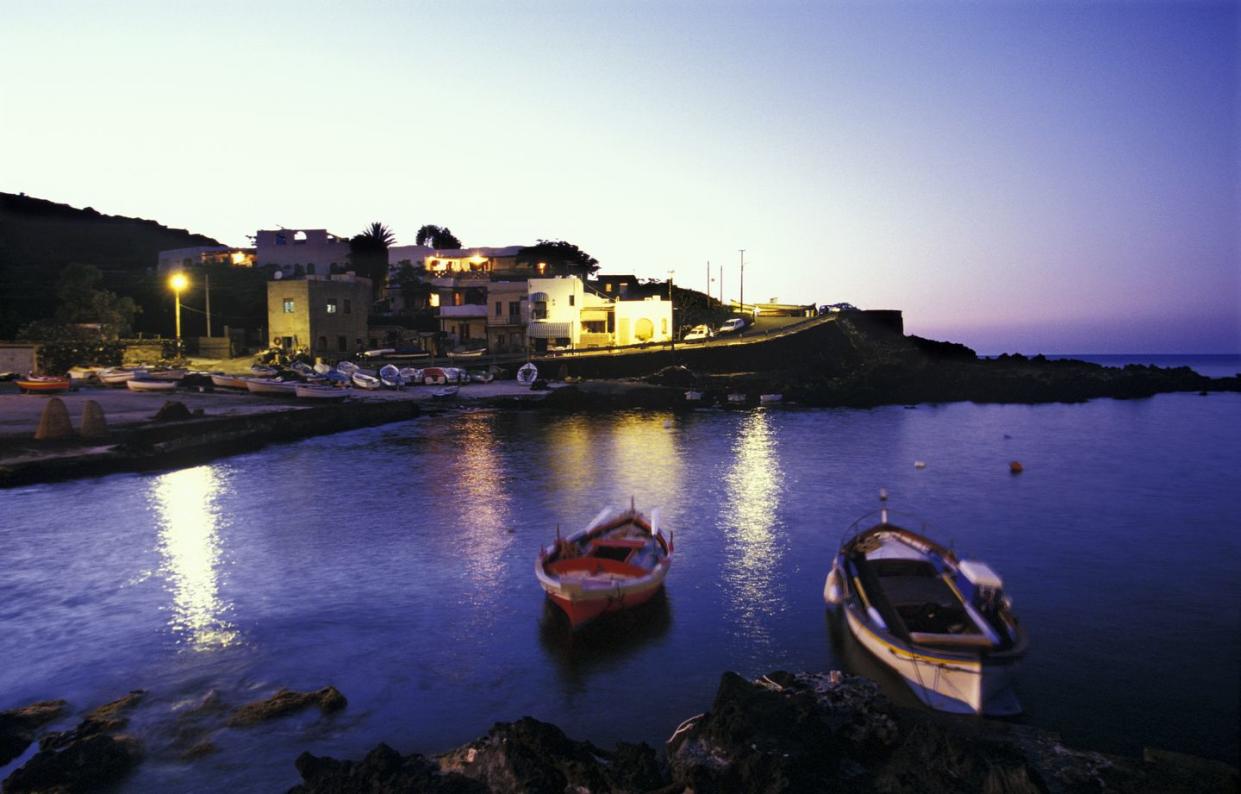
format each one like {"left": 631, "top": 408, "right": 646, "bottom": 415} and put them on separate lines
{"left": 169, "top": 272, "right": 188, "bottom": 352}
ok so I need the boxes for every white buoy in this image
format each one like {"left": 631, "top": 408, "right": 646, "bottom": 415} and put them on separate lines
{"left": 914, "top": 460, "right": 926, "bottom": 469}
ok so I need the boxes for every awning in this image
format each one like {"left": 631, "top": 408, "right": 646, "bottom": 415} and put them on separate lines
{"left": 527, "top": 321, "right": 572, "bottom": 339}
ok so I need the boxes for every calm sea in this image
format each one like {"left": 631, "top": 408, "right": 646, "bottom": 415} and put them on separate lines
{"left": 2, "top": 385, "right": 1239, "bottom": 790}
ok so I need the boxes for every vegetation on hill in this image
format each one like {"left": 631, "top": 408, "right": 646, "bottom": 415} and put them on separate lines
{"left": 0, "top": 192, "right": 220, "bottom": 339}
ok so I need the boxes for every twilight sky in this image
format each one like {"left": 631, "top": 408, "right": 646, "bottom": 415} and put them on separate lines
{"left": 2, "top": 1, "right": 1237, "bottom": 353}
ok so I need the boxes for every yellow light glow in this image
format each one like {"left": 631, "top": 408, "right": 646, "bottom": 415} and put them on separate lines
{"left": 152, "top": 465, "right": 239, "bottom": 650}
{"left": 169, "top": 272, "right": 188, "bottom": 292}
{"left": 470, "top": 254, "right": 485, "bottom": 265}
{"left": 537, "top": 261, "right": 547, "bottom": 274}
{"left": 722, "top": 411, "right": 785, "bottom": 647}
{"left": 230, "top": 251, "right": 248, "bottom": 266}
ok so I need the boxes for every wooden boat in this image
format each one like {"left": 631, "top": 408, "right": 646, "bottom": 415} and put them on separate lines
{"left": 420, "top": 367, "right": 448, "bottom": 385}
{"left": 16, "top": 375, "right": 72, "bottom": 394}
{"left": 335, "top": 361, "right": 360, "bottom": 376}
{"left": 126, "top": 378, "right": 177, "bottom": 392}
{"left": 0, "top": 372, "right": 18, "bottom": 382}
{"left": 210, "top": 373, "right": 249, "bottom": 390}
{"left": 447, "top": 347, "right": 486, "bottom": 359}
{"left": 398, "top": 367, "right": 423, "bottom": 383}
{"left": 536, "top": 502, "right": 674, "bottom": 628}
{"left": 379, "top": 364, "right": 404, "bottom": 388}
{"left": 146, "top": 368, "right": 187, "bottom": 381}
{"left": 245, "top": 378, "right": 299, "bottom": 395}
{"left": 313, "top": 362, "right": 333, "bottom": 375}
{"left": 295, "top": 384, "right": 347, "bottom": 400}
{"left": 99, "top": 368, "right": 142, "bottom": 386}
{"left": 824, "top": 495, "right": 1028, "bottom": 715}
{"left": 469, "top": 369, "right": 495, "bottom": 383}
{"left": 68, "top": 366, "right": 102, "bottom": 381}
{"left": 351, "top": 372, "right": 382, "bottom": 390}
{"left": 250, "top": 364, "right": 278, "bottom": 377}
{"left": 516, "top": 362, "right": 538, "bottom": 386}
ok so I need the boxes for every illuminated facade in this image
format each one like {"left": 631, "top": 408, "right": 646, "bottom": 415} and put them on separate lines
{"left": 526, "top": 276, "right": 672, "bottom": 351}
{"left": 266, "top": 273, "right": 372, "bottom": 355}
{"left": 157, "top": 245, "right": 255, "bottom": 274}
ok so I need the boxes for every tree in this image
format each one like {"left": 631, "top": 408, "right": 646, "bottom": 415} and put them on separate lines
{"left": 52, "top": 262, "right": 140, "bottom": 336}
{"left": 516, "top": 240, "right": 600, "bottom": 278}
{"left": 349, "top": 222, "right": 396, "bottom": 299}
{"left": 394, "top": 262, "right": 431, "bottom": 313}
{"left": 414, "top": 224, "right": 462, "bottom": 249}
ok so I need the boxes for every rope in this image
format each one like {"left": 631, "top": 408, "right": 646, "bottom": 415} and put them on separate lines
{"left": 666, "top": 713, "right": 704, "bottom": 744}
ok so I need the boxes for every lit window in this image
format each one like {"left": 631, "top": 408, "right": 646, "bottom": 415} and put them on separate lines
{"left": 282, "top": 298, "right": 295, "bottom": 313}
{"left": 430, "top": 293, "right": 440, "bottom": 307}
{"left": 605, "top": 283, "right": 612, "bottom": 293}
{"left": 326, "top": 299, "right": 337, "bottom": 314}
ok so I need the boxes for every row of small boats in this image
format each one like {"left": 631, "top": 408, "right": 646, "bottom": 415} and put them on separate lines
{"left": 684, "top": 390, "right": 783, "bottom": 405}
{"left": 540, "top": 492, "right": 1026, "bottom": 717}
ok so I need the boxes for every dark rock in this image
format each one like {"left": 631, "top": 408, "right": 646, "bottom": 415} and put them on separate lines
{"left": 290, "top": 744, "right": 485, "bottom": 794}
{"left": 152, "top": 400, "right": 193, "bottom": 422}
{"left": 437, "top": 717, "right": 664, "bottom": 794}
{"left": 40, "top": 690, "right": 145, "bottom": 751}
{"left": 2, "top": 733, "right": 141, "bottom": 793}
{"left": 227, "top": 686, "right": 346, "bottom": 727}
{"left": 646, "top": 365, "right": 697, "bottom": 388}
{"left": 179, "top": 740, "right": 218, "bottom": 761}
{"left": 0, "top": 700, "right": 67, "bottom": 765}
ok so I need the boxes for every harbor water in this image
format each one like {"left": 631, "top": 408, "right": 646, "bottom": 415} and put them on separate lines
{"left": 2, "top": 388, "right": 1239, "bottom": 790}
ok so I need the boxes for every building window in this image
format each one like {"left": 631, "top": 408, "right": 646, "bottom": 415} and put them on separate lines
{"left": 533, "top": 301, "right": 547, "bottom": 320}
{"left": 318, "top": 336, "right": 327, "bottom": 351}
{"left": 661, "top": 318, "right": 668, "bottom": 335}
{"left": 282, "top": 298, "right": 295, "bottom": 313}
{"left": 605, "top": 283, "right": 613, "bottom": 293}
{"left": 495, "top": 301, "right": 502, "bottom": 317}
{"left": 356, "top": 338, "right": 363, "bottom": 350}
{"left": 307, "top": 263, "right": 317, "bottom": 275}
{"left": 344, "top": 299, "right": 351, "bottom": 314}
{"left": 569, "top": 294, "right": 575, "bottom": 307}
{"left": 326, "top": 299, "right": 337, "bottom": 314}
{"left": 429, "top": 293, "right": 440, "bottom": 308}
{"left": 338, "top": 336, "right": 347, "bottom": 352}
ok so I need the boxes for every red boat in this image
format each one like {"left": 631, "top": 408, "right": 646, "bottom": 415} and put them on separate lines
{"left": 15, "top": 375, "right": 72, "bottom": 394}
{"left": 536, "top": 501, "right": 674, "bottom": 627}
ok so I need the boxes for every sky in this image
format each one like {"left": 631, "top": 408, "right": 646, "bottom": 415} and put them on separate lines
{"left": 2, "top": 0, "right": 1237, "bottom": 353}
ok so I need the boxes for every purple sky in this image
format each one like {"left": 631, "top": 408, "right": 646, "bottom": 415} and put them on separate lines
{"left": 2, "top": 1, "right": 1237, "bottom": 352}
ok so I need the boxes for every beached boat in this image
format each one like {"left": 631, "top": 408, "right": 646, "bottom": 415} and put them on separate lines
{"left": 250, "top": 364, "right": 279, "bottom": 377}
{"left": 420, "top": 367, "right": 448, "bottom": 385}
{"left": 759, "top": 393, "right": 783, "bottom": 404}
{"left": 313, "top": 362, "right": 333, "bottom": 375}
{"left": 398, "top": 367, "right": 422, "bottom": 383}
{"left": 210, "top": 373, "right": 249, "bottom": 390}
{"left": 0, "top": 372, "right": 18, "bottom": 382}
{"left": 469, "top": 368, "right": 495, "bottom": 383}
{"left": 68, "top": 366, "right": 102, "bottom": 381}
{"left": 245, "top": 379, "right": 299, "bottom": 395}
{"left": 430, "top": 386, "right": 459, "bottom": 400}
{"left": 336, "top": 361, "right": 360, "bottom": 376}
{"left": 516, "top": 362, "right": 538, "bottom": 386}
{"left": 146, "top": 368, "right": 187, "bottom": 381}
{"left": 726, "top": 392, "right": 747, "bottom": 404}
{"left": 824, "top": 495, "right": 1028, "bottom": 715}
{"left": 16, "top": 375, "right": 72, "bottom": 394}
{"left": 536, "top": 502, "right": 674, "bottom": 628}
{"left": 379, "top": 364, "right": 404, "bottom": 389}
{"left": 126, "top": 378, "right": 177, "bottom": 393}
{"left": 99, "top": 368, "right": 142, "bottom": 386}
{"left": 351, "top": 372, "right": 382, "bottom": 390}
{"left": 684, "top": 390, "right": 704, "bottom": 402}
{"left": 447, "top": 347, "right": 486, "bottom": 359}
{"left": 295, "top": 384, "right": 347, "bottom": 401}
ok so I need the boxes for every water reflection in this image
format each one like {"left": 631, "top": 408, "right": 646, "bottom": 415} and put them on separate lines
{"left": 151, "top": 465, "right": 238, "bottom": 650}
{"left": 538, "top": 590, "right": 672, "bottom": 689}
{"left": 447, "top": 413, "right": 515, "bottom": 611}
{"left": 721, "top": 411, "right": 786, "bottom": 647}
{"left": 607, "top": 412, "right": 682, "bottom": 508}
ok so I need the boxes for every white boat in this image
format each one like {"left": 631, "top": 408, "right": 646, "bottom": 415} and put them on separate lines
{"left": 351, "top": 372, "right": 382, "bottom": 390}
{"left": 126, "top": 378, "right": 177, "bottom": 392}
{"left": 99, "top": 368, "right": 143, "bottom": 386}
{"left": 361, "top": 348, "right": 395, "bottom": 359}
{"left": 379, "top": 364, "right": 404, "bottom": 389}
{"left": 726, "top": 392, "right": 747, "bottom": 404}
{"left": 145, "top": 368, "right": 187, "bottom": 381}
{"left": 312, "top": 362, "right": 333, "bottom": 375}
{"left": 336, "top": 361, "right": 360, "bottom": 376}
{"left": 516, "top": 362, "right": 538, "bottom": 386}
{"left": 210, "top": 373, "right": 249, "bottom": 390}
{"left": 447, "top": 348, "right": 486, "bottom": 359}
{"left": 430, "top": 386, "right": 459, "bottom": 400}
{"left": 824, "top": 495, "right": 1028, "bottom": 715}
{"left": 245, "top": 379, "right": 299, "bottom": 395}
{"left": 250, "top": 364, "right": 278, "bottom": 377}
{"left": 68, "top": 366, "right": 102, "bottom": 381}
{"left": 759, "top": 393, "right": 783, "bottom": 404}
{"left": 295, "top": 384, "right": 347, "bottom": 401}
{"left": 684, "top": 390, "right": 703, "bottom": 401}
{"left": 398, "top": 367, "right": 423, "bottom": 383}
{"left": 470, "top": 369, "right": 495, "bottom": 383}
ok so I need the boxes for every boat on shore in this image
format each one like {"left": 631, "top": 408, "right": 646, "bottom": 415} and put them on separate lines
{"left": 126, "top": 378, "right": 177, "bottom": 393}
{"left": 99, "top": 368, "right": 142, "bottom": 386}
{"left": 516, "top": 362, "right": 538, "bottom": 386}
{"left": 145, "top": 368, "right": 187, "bottom": 381}
{"left": 430, "top": 385, "right": 459, "bottom": 400}
{"left": 536, "top": 501, "right": 674, "bottom": 628}
{"left": 295, "top": 384, "right": 348, "bottom": 401}
{"left": 245, "top": 379, "right": 299, "bottom": 396}
{"left": 351, "top": 372, "right": 382, "bottom": 390}
{"left": 16, "top": 375, "right": 72, "bottom": 394}
{"left": 824, "top": 494, "right": 1028, "bottom": 715}
{"left": 210, "top": 373, "right": 250, "bottom": 390}
{"left": 379, "top": 364, "right": 404, "bottom": 389}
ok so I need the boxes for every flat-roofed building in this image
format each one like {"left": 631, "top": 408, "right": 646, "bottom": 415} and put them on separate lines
{"left": 267, "top": 273, "right": 372, "bottom": 357}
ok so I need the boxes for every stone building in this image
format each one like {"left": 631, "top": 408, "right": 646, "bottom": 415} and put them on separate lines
{"left": 266, "top": 274, "right": 372, "bottom": 356}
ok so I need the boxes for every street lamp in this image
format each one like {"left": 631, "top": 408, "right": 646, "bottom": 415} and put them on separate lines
{"left": 169, "top": 272, "right": 188, "bottom": 354}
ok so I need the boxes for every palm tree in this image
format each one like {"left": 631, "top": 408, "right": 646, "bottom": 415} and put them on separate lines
{"left": 350, "top": 222, "right": 396, "bottom": 299}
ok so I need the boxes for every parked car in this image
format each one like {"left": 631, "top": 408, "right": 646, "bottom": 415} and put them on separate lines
{"left": 683, "top": 324, "right": 714, "bottom": 342}
{"left": 718, "top": 318, "right": 748, "bottom": 335}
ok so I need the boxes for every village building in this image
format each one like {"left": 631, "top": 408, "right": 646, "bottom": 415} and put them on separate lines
{"left": 526, "top": 276, "right": 672, "bottom": 351}
{"left": 254, "top": 229, "right": 351, "bottom": 278}
{"left": 157, "top": 245, "right": 254, "bottom": 273}
{"left": 266, "top": 273, "right": 372, "bottom": 356}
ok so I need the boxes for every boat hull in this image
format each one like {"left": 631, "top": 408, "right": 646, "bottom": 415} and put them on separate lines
{"left": 210, "top": 374, "right": 249, "bottom": 390}
{"left": 246, "top": 379, "right": 298, "bottom": 395}
{"left": 543, "top": 570, "right": 669, "bottom": 626}
{"left": 16, "top": 377, "right": 71, "bottom": 394}
{"left": 126, "top": 379, "right": 177, "bottom": 392}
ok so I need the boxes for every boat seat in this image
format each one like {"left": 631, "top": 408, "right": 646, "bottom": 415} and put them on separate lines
{"left": 908, "top": 632, "right": 995, "bottom": 649}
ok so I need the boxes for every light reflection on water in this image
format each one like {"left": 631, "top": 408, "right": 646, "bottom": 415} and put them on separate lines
{"left": 721, "top": 411, "right": 786, "bottom": 648}
{"left": 449, "top": 413, "right": 516, "bottom": 612}
{"left": 151, "top": 465, "right": 238, "bottom": 651}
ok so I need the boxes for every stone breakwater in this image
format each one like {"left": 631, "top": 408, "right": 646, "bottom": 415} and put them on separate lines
{"left": 0, "top": 399, "right": 421, "bottom": 487}
{"left": 10, "top": 672, "right": 1233, "bottom": 793}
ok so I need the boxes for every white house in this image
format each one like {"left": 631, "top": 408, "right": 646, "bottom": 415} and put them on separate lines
{"left": 526, "top": 276, "right": 672, "bottom": 351}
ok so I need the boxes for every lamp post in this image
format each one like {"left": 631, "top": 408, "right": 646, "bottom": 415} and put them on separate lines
{"left": 738, "top": 249, "right": 745, "bottom": 315}
{"left": 169, "top": 272, "right": 188, "bottom": 356}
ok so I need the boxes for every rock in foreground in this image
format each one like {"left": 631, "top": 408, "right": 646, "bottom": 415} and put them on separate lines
{"left": 0, "top": 700, "right": 66, "bottom": 765}
{"left": 228, "top": 686, "right": 347, "bottom": 727}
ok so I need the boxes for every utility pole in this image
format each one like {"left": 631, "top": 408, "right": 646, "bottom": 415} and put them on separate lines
{"left": 668, "top": 270, "right": 676, "bottom": 352}
{"left": 205, "top": 273, "right": 212, "bottom": 338}
{"left": 738, "top": 249, "right": 746, "bottom": 315}
{"left": 706, "top": 261, "right": 711, "bottom": 308}
{"left": 719, "top": 264, "right": 723, "bottom": 308}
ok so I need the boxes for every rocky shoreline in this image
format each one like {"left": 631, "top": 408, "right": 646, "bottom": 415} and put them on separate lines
{"left": 3, "top": 672, "right": 1235, "bottom": 793}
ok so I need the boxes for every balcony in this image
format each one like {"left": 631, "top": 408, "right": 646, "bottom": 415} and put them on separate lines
{"left": 489, "top": 313, "right": 526, "bottom": 327}
{"left": 438, "top": 304, "right": 488, "bottom": 319}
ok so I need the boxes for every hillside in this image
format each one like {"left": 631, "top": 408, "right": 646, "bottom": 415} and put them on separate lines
{"left": 0, "top": 192, "right": 221, "bottom": 338}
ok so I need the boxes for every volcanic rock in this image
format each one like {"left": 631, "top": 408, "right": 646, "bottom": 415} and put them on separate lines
{"left": 0, "top": 700, "right": 66, "bottom": 765}
{"left": 227, "top": 686, "right": 347, "bottom": 727}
